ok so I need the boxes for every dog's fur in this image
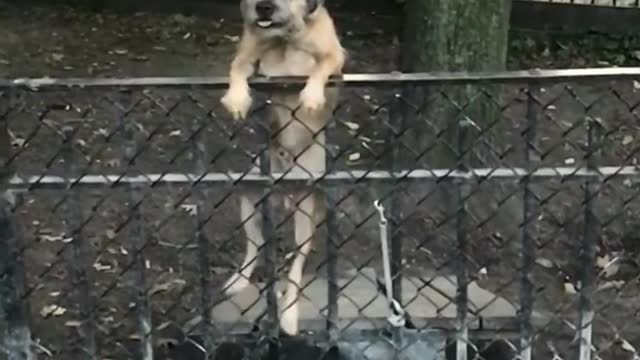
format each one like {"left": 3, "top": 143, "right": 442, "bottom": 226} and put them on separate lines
{"left": 220, "top": 0, "right": 345, "bottom": 335}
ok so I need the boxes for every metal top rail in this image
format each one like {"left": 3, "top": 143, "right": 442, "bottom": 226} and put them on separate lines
{"left": 6, "top": 166, "right": 640, "bottom": 190}
{"left": 1, "top": 67, "right": 640, "bottom": 89}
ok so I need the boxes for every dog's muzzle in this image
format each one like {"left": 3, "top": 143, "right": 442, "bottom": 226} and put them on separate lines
{"left": 255, "top": 0, "right": 278, "bottom": 28}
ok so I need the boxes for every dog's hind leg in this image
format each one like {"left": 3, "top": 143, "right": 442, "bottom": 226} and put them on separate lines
{"left": 223, "top": 146, "right": 290, "bottom": 296}
{"left": 223, "top": 192, "right": 264, "bottom": 295}
{"left": 278, "top": 131, "right": 327, "bottom": 335}
{"left": 279, "top": 192, "right": 318, "bottom": 335}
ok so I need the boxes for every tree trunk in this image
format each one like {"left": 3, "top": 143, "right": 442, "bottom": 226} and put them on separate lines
{"left": 400, "top": 0, "right": 512, "bottom": 168}
{"left": 401, "top": 0, "right": 511, "bottom": 73}
{"left": 397, "top": 0, "right": 522, "bottom": 270}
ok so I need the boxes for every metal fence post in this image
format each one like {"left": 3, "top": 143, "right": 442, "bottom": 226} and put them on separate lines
{"left": 0, "top": 89, "right": 33, "bottom": 360}
{"left": 454, "top": 113, "right": 470, "bottom": 360}
{"left": 120, "top": 92, "right": 153, "bottom": 360}
{"left": 384, "top": 92, "right": 405, "bottom": 355}
{"left": 387, "top": 93, "right": 404, "bottom": 308}
{"left": 193, "top": 122, "right": 214, "bottom": 356}
{"left": 256, "top": 106, "right": 279, "bottom": 350}
{"left": 324, "top": 112, "right": 339, "bottom": 342}
{"left": 577, "top": 115, "right": 601, "bottom": 360}
{"left": 519, "top": 83, "right": 540, "bottom": 360}
{"left": 0, "top": 191, "right": 32, "bottom": 360}
{"left": 60, "top": 125, "right": 97, "bottom": 359}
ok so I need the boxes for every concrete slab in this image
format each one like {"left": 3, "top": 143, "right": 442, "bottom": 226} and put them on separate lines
{"left": 211, "top": 268, "right": 517, "bottom": 333}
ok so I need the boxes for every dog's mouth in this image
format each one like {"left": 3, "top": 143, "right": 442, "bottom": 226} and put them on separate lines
{"left": 255, "top": 19, "right": 284, "bottom": 29}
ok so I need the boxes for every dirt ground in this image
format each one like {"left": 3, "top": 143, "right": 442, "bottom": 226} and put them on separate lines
{"left": 2, "top": 2, "right": 640, "bottom": 360}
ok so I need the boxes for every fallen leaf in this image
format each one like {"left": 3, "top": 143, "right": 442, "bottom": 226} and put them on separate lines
{"left": 623, "top": 135, "right": 634, "bottom": 145}
{"left": 564, "top": 158, "right": 575, "bottom": 165}
{"left": 597, "top": 255, "right": 621, "bottom": 278}
{"left": 105, "top": 229, "right": 117, "bottom": 240}
{"left": 597, "top": 281, "right": 624, "bottom": 292}
{"left": 343, "top": 121, "right": 360, "bottom": 131}
{"left": 348, "top": 152, "right": 361, "bottom": 161}
{"left": 596, "top": 254, "right": 610, "bottom": 268}
{"left": 40, "top": 304, "right": 67, "bottom": 317}
{"left": 131, "top": 55, "right": 149, "bottom": 62}
{"left": 564, "top": 282, "right": 578, "bottom": 295}
{"left": 65, "top": 320, "right": 83, "bottom": 328}
{"left": 621, "top": 338, "right": 636, "bottom": 353}
{"left": 180, "top": 204, "right": 198, "bottom": 216}
{"left": 224, "top": 35, "right": 240, "bottom": 42}
{"left": 39, "top": 234, "right": 65, "bottom": 242}
{"left": 157, "top": 321, "right": 172, "bottom": 331}
{"left": 535, "top": 258, "right": 555, "bottom": 269}
{"left": 93, "top": 261, "right": 112, "bottom": 272}
{"left": 149, "top": 279, "right": 187, "bottom": 296}
{"left": 10, "top": 136, "right": 25, "bottom": 147}
{"left": 169, "top": 129, "right": 182, "bottom": 137}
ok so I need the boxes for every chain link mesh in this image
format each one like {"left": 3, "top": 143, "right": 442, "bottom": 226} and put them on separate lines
{"left": 1, "top": 72, "right": 640, "bottom": 360}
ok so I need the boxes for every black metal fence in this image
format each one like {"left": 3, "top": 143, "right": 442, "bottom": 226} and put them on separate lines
{"left": 532, "top": 0, "right": 640, "bottom": 6}
{"left": 1, "top": 68, "right": 640, "bottom": 360}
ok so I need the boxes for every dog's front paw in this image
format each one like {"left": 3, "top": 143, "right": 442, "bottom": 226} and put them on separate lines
{"left": 221, "top": 86, "right": 252, "bottom": 120}
{"left": 299, "top": 83, "right": 326, "bottom": 112}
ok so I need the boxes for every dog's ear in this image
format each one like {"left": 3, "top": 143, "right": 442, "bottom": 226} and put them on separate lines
{"left": 306, "top": 0, "right": 321, "bottom": 15}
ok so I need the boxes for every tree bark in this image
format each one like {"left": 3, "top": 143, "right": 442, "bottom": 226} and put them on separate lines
{"left": 402, "top": 0, "right": 511, "bottom": 73}
{"left": 400, "top": 0, "right": 512, "bottom": 168}
{"left": 398, "top": 0, "right": 521, "bottom": 266}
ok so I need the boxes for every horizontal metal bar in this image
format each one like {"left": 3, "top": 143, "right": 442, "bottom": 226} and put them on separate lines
{"left": 6, "top": 165, "right": 639, "bottom": 189}
{"left": 208, "top": 316, "right": 518, "bottom": 335}
{"left": 2, "top": 67, "right": 640, "bottom": 89}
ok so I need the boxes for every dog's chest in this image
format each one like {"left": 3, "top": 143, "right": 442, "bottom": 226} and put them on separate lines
{"left": 257, "top": 45, "right": 316, "bottom": 77}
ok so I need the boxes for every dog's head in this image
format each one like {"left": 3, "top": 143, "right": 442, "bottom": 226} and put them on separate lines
{"left": 240, "top": 0, "right": 322, "bottom": 37}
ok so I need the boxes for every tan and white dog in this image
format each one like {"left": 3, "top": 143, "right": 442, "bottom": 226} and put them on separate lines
{"left": 220, "top": 0, "right": 345, "bottom": 335}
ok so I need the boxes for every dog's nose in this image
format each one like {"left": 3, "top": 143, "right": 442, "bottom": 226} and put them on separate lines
{"left": 255, "top": 0, "right": 275, "bottom": 17}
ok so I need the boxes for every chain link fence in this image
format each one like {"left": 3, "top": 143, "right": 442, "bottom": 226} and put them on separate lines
{"left": 1, "top": 68, "right": 640, "bottom": 359}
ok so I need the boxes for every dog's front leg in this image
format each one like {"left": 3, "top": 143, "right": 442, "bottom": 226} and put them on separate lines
{"left": 299, "top": 49, "right": 345, "bottom": 112}
{"left": 221, "top": 32, "right": 260, "bottom": 120}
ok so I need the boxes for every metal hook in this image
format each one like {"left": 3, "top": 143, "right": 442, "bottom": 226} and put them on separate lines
{"left": 374, "top": 200, "right": 387, "bottom": 225}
